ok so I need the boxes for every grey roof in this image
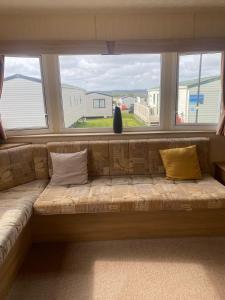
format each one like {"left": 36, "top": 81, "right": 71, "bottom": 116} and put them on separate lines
{"left": 86, "top": 91, "right": 113, "bottom": 97}
{"left": 179, "top": 75, "right": 220, "bottom": 87}
{"left": 4, "top": 74, "right": 86, "bottom": 91}
{"left": 4, "top": 74, "right": 41, "bottom": 83}
{"left": 149, "top": 75, "right": 221, "bottom": 91}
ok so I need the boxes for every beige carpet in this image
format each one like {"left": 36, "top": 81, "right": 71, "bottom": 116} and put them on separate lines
{"left": 6, "top": 237, "right": 225, "bottom": 300}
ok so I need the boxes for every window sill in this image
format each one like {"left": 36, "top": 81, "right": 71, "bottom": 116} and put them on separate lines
{"left": 6, "top": 130, "right": 217, "bottom": 143}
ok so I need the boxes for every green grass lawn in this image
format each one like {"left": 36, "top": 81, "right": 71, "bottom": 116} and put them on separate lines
{"left": 75, "top": 112, "right": 145, "bottom": 128}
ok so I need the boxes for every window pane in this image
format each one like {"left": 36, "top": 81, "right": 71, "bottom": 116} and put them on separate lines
{"left": 0, "top": 57, "right": 47, "bottom": 130}
{"left": 177, "top": 52, "right": 222, "bottom": 124}
{"left": 59, "top": 54, "right": 161, "bottom": 128}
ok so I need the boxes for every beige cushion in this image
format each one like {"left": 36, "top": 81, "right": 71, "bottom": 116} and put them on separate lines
{"left": 34, "top": 175, "right": 225, "bottom": 215}
{"left": 50, "top": 149, "right": 88, "bottom": 186}
{"left": 0, "top": 179, "right": 48, "bottom": 265}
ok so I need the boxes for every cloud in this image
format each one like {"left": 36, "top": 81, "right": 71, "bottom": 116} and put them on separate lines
{"left": 179, "top": 52, "right": 221, "bottom": 82}
{"left": 4, "top": 57, "right": 42, "bottom": 78}
{"left": 4, "top": 53, "right": 221, "bottom": 92}
{"left": 59, "top": 54, "right": 161, "bottom": 91}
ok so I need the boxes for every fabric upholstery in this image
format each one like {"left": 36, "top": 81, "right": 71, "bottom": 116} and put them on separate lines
{"left": 47, "top": 137, "right": 210, "bottom": 177}
{"left": 0, "top": 144, "right": 49, "bottom": 191}
{"left": 0, "top": 179, "right": 48, "bottom": 265}
{"left": 50, "top": 150, "right": 88, "bottom": 185}
{"left": 32, "top": 144, "right": 49, "bottom": 180}
{"left": 160, "top": 145, "right": 202, "bottom": 180}
{"left": 33, "top": 175, "right": 225, "bottom": 215}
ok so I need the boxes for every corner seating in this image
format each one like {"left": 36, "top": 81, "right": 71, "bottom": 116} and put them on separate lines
{"left": 1, "top": 137, "right": 225, "bottom": 298}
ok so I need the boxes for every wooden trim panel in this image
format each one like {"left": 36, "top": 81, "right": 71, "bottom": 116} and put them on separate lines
{"left": 32, "top": 210, "right": 225, "bottom": 242}
{"left": 0, "top": 223, "right": 32, "bottom": 300}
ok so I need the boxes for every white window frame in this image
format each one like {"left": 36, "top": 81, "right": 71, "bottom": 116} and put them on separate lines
{"left": 93, "top": 99, "right": 105, "bottom": 109}
{"left": 171, "top": 51, "right": 222, "bottom": 131}
{"left": 4, "top": 52, "right": 220, "bottom": 136}
{"left": 4, "top": 55, "right": 55, "bottom": 136}
{"left": 58, "top": 53, "right": 164, "bottom": 133}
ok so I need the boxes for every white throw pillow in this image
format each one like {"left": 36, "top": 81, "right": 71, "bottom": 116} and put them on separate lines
{"left": 50, "top": 149, "right": 88, "bottom": 185}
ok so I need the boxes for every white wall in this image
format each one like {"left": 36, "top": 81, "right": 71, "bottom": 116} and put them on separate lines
{"left": 85, "top": 93, "right": 113, "bottom": 118}
{"left": 61, "top": 86, "right": 86, "bottom": 127}
{"left": 177, "top": 86, "right": 188, "bottom": 122}
{"left": 147, "top": 89, "right": 160, "bottom": 116}
{"left": 188, "top": 80, "right": 221, "bottom": 123}
{"left": 0, "top": 77, "right": 46, "bottom": 129}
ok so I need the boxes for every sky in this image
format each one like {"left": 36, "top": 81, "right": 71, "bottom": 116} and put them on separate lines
{"left": 4, "top": 53, "right": 222, "bottom": 91}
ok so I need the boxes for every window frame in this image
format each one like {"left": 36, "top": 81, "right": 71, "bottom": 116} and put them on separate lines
{"left": 171, "top": 51, "right": 222, "bottom": 131}
{"left": 3, "top": 54, "right": 53, "bottom": 136}
{"left": 58, "top": 53, "right": 163, "bottom": 133}
{"left": 93, "top": 99, "right": 106, "bottom": 109}
{"left": 4, "top": 52, "right": 221, "bottom": 136}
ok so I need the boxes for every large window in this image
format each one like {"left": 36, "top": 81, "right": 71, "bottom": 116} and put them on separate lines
{"left": 59, "top": 54, "right": 161, "bottom": 129}
{"left": 0, "top": 56, "right": 47, "bottom": 130}
{"left": 176, "top": 52, "right": 222, "bottom": 125}
{"left": 0, "top": 52, "right": 223, "bottom": 135}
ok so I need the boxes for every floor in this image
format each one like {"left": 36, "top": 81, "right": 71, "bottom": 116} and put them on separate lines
{"left": 6, "top": 237, "right": 225, "bottom": 300}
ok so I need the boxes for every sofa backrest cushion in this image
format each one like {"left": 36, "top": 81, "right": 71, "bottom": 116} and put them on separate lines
{"left": 32, "top": 144, "right": 49, "bottom": 180}
{"left": 47, "top": 137, "right": 210, "bottom": 177}
{"left": 0, "top": 144, "right": 49, "bottom": 191}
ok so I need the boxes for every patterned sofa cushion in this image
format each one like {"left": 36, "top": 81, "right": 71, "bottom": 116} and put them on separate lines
{"left": 0, "top": 179, "right": 48, "bottom": 265}
{"left": 47, "top": 137, "right": 210, "bottom": 177}
{"left": 33, "top": 175, "right": 225, "bottom": 215}
{"left": 0, "top": 145, "right": 49, "bottom": 191}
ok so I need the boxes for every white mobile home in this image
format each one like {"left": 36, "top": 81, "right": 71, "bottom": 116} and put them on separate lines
{"left": 0, "top": 74, "right": 113, "bottom": 129}
{"left": 178, "top": 76, "right": 221, "bottom": 123}
{"left": 85, "top": 92, "right": 113, "bottom": 118}
{"left": 145, "top": 76, "right": 221, "bottom": 124}
{"left": 0, "top": 74, "right": 47, "bottom": 129}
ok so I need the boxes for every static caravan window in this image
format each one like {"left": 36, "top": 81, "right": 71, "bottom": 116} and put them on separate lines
{"left": 176, "top": 52, "right": 222, "bottom": 125}
{"left": 93, "top": 99, "right": 105, "bottom": 108}
{"left": 58, "top": 54, "right": 161, "bottom": 129}
{"left": 0, "top": 56, "right": 47, "bottom": 130}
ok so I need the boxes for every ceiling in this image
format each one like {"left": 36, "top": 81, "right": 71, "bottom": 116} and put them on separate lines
{"left": 1, "top": 0, "right": 225, "bottom": 14}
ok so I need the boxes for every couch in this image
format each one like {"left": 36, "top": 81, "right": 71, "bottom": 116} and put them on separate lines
{"left": 1, "top": 137, "right": 225, "bottom": 298}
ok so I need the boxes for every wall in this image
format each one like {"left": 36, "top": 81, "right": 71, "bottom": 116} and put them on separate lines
{"left": 1, "top": 10, "right": 225, "bottom": 165}
{"left": 0, "top": 78, "right": 46, "bottom": 129}
{"left": 0, "top": 11, "right": 225, "bottom": 42}
{"left": 188, "top": 80, "right": 221, "bottom": 123}
{"left": 61, "top": 86, "right": 86, "bottom": 127}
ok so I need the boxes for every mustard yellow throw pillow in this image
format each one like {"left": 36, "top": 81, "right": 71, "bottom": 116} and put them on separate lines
{"left": 159, "top": 145, "right": 202, "bottom": 180}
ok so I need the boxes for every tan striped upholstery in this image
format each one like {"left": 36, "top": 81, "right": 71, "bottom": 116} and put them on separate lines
{"left": 0, "top": 180, "right": 48, "bottom": 265}
{"left": 33, "top": 175, "right": 225, "bottom": 215}
{"left": 47, "top": 137, "right": 210, "bottom": 177}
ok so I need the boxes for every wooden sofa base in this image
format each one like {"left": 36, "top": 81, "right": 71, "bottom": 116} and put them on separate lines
{"left": 0, "top": 223, "right": 32, "bottom": 299}
{"left": 32, "top": 209, "right": 225, "bottom": 242}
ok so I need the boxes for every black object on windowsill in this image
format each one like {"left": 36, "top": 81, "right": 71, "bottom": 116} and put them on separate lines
{"left": 113, "top": 106, "right": 123, "bottom": 134}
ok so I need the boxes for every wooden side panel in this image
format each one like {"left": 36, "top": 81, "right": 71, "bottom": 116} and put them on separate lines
{"left": 32, "top": 210, "right": 225, "bottom": 243}
{"left": 0, "top": 223, "right": 32, "bottom": 300}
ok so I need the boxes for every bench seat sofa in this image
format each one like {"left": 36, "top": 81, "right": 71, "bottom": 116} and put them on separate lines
{"left": 34, "top": 175, "right": 225, "bottom": 215}
{"left": 1, "top": 137, "right": 225, "bottom": 298}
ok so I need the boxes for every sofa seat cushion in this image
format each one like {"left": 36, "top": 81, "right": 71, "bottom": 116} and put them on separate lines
{"left": 33, "top": 175, "right": 225, "bottom": 216}
{"left": 0, "top": 179, "right": 48, "bottom": 265}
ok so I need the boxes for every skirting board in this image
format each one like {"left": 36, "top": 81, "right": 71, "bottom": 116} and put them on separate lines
{"left": 0, "top": 223, "right": 32, "bottom": 300}
{"left": 32, "top": 210, "right": 225, "bottom": 242}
